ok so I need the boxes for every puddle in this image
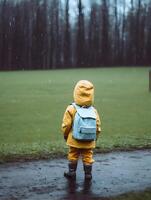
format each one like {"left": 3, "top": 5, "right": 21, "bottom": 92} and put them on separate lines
{"left": 0, "top": 150, "right": 151, "bottom": 200}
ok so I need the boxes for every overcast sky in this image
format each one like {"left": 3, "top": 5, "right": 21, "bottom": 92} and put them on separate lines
{"left": 66, "top": 0, "right": 132, "bottom": 19}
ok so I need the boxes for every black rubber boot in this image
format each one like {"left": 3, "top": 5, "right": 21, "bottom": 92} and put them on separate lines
{"left": 64, "top": 162, "right": 77, "bottom": 179}
{"left": 84, "top": 164, "right": 92, "bottom": 180}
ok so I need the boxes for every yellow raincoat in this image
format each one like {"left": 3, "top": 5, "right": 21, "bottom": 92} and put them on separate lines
{"left": 61, "top": 80, "right": 101, "bottom": 149}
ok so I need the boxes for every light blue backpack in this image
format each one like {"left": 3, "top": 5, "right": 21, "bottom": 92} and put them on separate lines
{"left": 72, "top": 103, "right": 97, "bottom": 141}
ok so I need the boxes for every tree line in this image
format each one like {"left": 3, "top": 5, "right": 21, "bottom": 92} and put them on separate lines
{"left": 0, "top": 0, "right": 151, "bottom": 70}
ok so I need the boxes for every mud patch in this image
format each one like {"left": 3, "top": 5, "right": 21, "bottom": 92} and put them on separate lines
{"left": 0, "top": 150, "right": 151, "bottom": 200}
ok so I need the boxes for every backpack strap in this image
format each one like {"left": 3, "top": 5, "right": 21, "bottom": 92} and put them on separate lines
{"left": 72, "top": 102, "right": 96, "bottom": 119}
{"left": 72, "top": 102, "right": 80, "bottom": 110}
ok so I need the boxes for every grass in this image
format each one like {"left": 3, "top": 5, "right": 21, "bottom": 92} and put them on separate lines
{"left": 109, "top": 188, "right": 151, "bottom": 200}
{"left": 0, "top": 67, "right": 151, "bottom": 162}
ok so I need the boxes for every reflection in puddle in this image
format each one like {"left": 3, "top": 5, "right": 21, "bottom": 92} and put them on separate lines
{"left": 63, "top": 179, "right": 99, "bottom": 200}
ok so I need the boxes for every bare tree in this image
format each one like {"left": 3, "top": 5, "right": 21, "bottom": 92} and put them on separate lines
{"left": 120, "top": 0, "right": 126, "bottom": 65}
{"left": 113, "top": 0, "right": 120, "bottom": 65}
{"left": 125, "top": 0, "right": 135, "bottom": 65}
{"left": 100, "top": 0, "right": 110, "bottom": 65}
{"left": 63, "top": 0, "right": 71, "bottom": 67}
{"left": 87, "top": 3, "right": 100, "bottom": 66}
{"left": 145, "top": 1, "right": 151, "bottom": 65}
{"left": 76, "top": 0, "right": 85, "bottom": 67}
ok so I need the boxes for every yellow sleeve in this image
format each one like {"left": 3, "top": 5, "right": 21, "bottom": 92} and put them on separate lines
{"left": 95, "top": 109, "right": 101, "bottom": 138}
{"left": 61, "top": 105, "right": 75, "bottom": 138}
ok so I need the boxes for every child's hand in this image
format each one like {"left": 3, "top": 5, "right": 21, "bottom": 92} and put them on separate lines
{"left": 64, "top": 135, "right": 68, "bottom": 141}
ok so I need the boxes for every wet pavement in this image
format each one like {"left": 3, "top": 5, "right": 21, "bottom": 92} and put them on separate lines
{"left": 0, "top": 150, "right": 151, "bottom": 200}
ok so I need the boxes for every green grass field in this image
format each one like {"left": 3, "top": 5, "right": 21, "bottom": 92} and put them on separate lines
{"left": 0, "top": 67, "right": 151, "bottom": 161}
{"left": 110, "top": 188, "right": 151, "bottom": 200}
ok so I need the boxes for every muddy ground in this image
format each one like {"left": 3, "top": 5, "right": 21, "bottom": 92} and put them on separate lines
{"left": 0, "top": 150, "right": 151, "bottom": 200}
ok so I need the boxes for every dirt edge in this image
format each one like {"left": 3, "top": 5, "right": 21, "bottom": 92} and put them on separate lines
{"left": 1, "top": 145, "right": 151, "bottom": 164}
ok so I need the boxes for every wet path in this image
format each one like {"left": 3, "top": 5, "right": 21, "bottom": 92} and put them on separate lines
{"left": 0, "top": 150, "right": 151, "bottom": 200}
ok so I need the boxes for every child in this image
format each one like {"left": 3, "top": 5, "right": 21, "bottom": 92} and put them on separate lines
{"left": 61, "top": 80, "right": 101, "bottom": 180}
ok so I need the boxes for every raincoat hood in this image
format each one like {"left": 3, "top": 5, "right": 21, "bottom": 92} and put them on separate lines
{"left": 73, "top": 80, "right": 94, "bottom": 106}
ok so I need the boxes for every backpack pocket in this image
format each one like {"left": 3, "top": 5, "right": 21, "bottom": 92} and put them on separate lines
{"left": 80, "top": 126, "right": 96, "bottom": 134}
